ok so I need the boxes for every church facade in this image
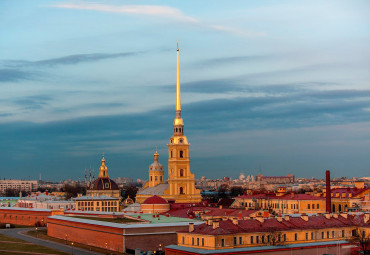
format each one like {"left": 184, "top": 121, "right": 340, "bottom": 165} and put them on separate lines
{"left": 136, "top": 44, "right": 201, "bottom": 204}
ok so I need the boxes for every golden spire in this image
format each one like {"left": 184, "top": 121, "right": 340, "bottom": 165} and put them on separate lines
{"left": 154, "top": 146, "right": 159, "bottom": 163}
{"left": 176, "top": 41, "right": 181, "bottom": 112}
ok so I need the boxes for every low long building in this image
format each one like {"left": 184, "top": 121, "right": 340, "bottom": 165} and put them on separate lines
{"left": 167, "top": 212, "right": 369, "bottom": 254}
{"left": 0, "top": 180, "right": 38, "bottom": 193}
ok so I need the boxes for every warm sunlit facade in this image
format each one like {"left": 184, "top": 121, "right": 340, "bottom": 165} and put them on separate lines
{"left": 175, "top": 213, "right": 370, "bottom": 250}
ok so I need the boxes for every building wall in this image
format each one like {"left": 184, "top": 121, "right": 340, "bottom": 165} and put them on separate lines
{"left": 47, "top": 217, "right": 124, "bottom": 252}
{"left": 75, "top": 199, "right": 119, "bottom": 212}
{"left": 0, "top": 208, "right": 63, "bottom": 226}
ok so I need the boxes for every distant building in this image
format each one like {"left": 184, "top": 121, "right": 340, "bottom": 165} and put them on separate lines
{"left": 0, "top": 179, "right": 38, "bottom": 194}
{"left": 256, "top": 174, "right": 295, "bottom": 184}
{"left": 19, "top": 192, "right": 75, "bottom": 210}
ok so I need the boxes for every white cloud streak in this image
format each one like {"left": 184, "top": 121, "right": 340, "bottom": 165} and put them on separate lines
{"left": 50, "top": 2, "right": 266, "bottom": 38}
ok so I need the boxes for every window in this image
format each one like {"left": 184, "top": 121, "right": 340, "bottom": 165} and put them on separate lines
{"left": 306, "top": 233, "right": 308, "bottom": 240}
{"left": 278, "top": 234, "right": 281, "bottom": 242}
{"left": 180, "top": 169, "right": 184, "bottom": 177}
{"left": 308, "top": 204, "right": 310, "bottom": 209}
{"left": 150, "top": 176, "right": 153, "bottom": 181}
{"left": 262, "top": 236, "right": 265, "bottom": 243}
{"left": 221, "top": 239, "right": 225, "bottom": 247}
{"left": 192, "top": 237, "right": 194, "bottom": 245}
{"left": 352, "top": 229, "right": 357, "bottom": 237}
{"left": 327, "top": 231, "right": 329, "bottom": 238}
{"left": 317, "top": 204, "right": 319, "bottom": 209}
{"left": 311, "top": 232, "right": 314, "bottom": 240}
{"left": 170, "top": 151, "right": 173, "bottom": 158}
{"left": 179, "top": 150, "right": 184, "bottom": 158}
{"left": 283, "top": 234, "right": 286, "bottom": 241}
{"left": 322, "top": 232, "right": 325, "bottom": 239}
{"left": 250, "top": 236, "right": 254, "bottom": 244}
{"left": 256, "top": 236, "right": 259, "bottom": 244}
{"left": 234, "top": 237, "right": 237, "bottom": 245}
{"left": 180, "top": 187, "right": 184, "bottom": 194}
{"left": 295, "top": 233, "right": 298, "bottom": 241}
{"left": 182, "top": 236, "right": 185, "bottom": 244}
{"left": 105, "top": 183, "right": 109, "bottom": 188}
{"left": 160, "top": 176, "right": 163, "bottom": 181}
{"left": 202, "top": 238, "right": 204, "bottom": 246}
{"left": 197, "top": 238, "right": 199, "bottom": 246}
{"left": 155, "top": 176, "right": 158, "bottom": 181}
{"left": 313, "top": 204, "right": 315, "bottom": 209}
{"left": 239, "top": 237, "right": 243, "bottom": 244}
{"left": 332, "top": 231, "right": 335, "bottom": 238}
{"left": 342, "top": 230, "right": 345, "bottom": 237}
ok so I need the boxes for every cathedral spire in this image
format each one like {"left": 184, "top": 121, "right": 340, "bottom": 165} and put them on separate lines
{"left": 176, "top": 41, "right": 181, "bottom": 113}
{"left": 98, "top": 153, "right": 109, "bottom": 178}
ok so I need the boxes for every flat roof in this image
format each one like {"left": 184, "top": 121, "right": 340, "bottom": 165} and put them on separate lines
{"left": 48, "top": 215, "right": 202, "bottom": 229}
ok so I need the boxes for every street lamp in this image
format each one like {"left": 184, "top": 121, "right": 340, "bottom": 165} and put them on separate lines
{"left": 35, "top": 227, "right": 38, "bottom": 238}
{"left": 65, "top": 234, "right": 68, "bottom": 244}
{"left": 71, "top": 242, "right": 74, "bottom": 255}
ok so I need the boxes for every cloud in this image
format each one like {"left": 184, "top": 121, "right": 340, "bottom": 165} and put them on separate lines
{"left": 12, "top": 95, "right": 52, "bottom": 110}
{"left": 2, "top": 51, "right": 142, "bottom": 68}
{"left": 0, "top": 69, "right": 33, "bottom": 82}
{"left": 50, "top": 2, "right": 265, "bottom": 38}
{"left": 50, "top": 2, "right": 198, "bottom": 23}
{"left": 194, "top": 54, "right": 273, "bottom": 68}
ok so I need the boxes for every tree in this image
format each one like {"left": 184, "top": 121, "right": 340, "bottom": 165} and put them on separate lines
{"left": 217, "top": 184, "right": 229, "bottom": 199}
{"left": 266, "top": 230, "right": 286, "bottom": 246}
{"left": 230, "top": 186, "right": 245, "bottom": 198}
{"left": 121, "top": 184, "right": 138, "bottom": 200}
{"left": 62, "top": 184, "right": 86, "bottom": 199}
{"left": 349, "top": 228, "right": 370, "bottom": 255}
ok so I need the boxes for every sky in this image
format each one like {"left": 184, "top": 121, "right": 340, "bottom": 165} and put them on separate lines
{"left": 0, "top": 0, "right": 369, "bottom": 181}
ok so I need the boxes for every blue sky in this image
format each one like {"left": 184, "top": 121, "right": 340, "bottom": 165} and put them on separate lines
{"left": 0, "top": 0, "right": 369, "bottom": 181}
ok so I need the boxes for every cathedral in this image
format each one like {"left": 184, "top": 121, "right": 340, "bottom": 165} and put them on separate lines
{"left": 136, "top": 44, "right": 202, "bottom": 204}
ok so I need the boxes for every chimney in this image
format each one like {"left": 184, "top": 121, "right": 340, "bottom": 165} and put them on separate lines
{"left": 333, "top": 213, "right": 339, "bottom": 218}
{"left": 189, "top": 223, "right": 194, "bottom": 232}
{"left": 301, "top": 213, "right": 309, "bottom": 221}
{"left": 277, "top": 216, "right": 283, "bottom": 222}
{"left": 232, "top": 218, "right": 239, "bottom": 225}
{"left": 326, "top": 170, "right": 332, "bottom": 213}
{"left": 219, "top": 205, "right": 223, "bottom": 209}
{"left": 364, "top": 214, "right": 369, "bottom": 224}
{"left": 325, "top": 213, "right": 331, "bottom": 219}
{"left": 213, "top": 221, "right": 219, "bottom": 229}
{"left": 291, "top": 192, "right": 294, "bottom": 198}
{"left": 256, "top": 217, "right": 264, "bottom": 223}
{"left": 207, "top": 219, "right": 213, "bottom": 226}
{"left": 340, "top": 213, "right": 348, "bottom": 219}
{"left": 284, "top": 215, "right": 290, "bottom": 221}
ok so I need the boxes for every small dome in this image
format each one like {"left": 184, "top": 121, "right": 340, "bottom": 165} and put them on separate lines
{"left": 90, "top": 178, "right": 119, "bottom": 190}
{"left": 143, "top": 195, "right": 168, "bottom": 204}
{"left": 149, "top": 162, "right": 163, "bottom": 171}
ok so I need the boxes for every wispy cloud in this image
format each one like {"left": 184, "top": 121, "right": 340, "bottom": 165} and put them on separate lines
{"left": 51, "top": 2, "right": 198, "bottom": 23}
{"left": 0, "top": 69, "right": 33, "bottom": 82}
{"left": 50, "top": 2, "right": 266, "bottom": 38}
{"left": 2, "top": 51, "right": 142, "bottom": 68}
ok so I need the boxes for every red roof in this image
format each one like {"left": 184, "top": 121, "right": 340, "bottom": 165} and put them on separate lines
{"left": 143, "top": 195, "right": 168, "bottom": 204}
{"left": 236, "top": 193, "right": 324, "bottom": 200}
{"left": 181, "top": 214, "right": 370, "bottom": 235}
{"left": 330, "top": 187, "right": 370, "bottom": 198}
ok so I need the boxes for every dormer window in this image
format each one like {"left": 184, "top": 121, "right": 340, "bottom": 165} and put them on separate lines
{"left": 179, "top": 138, "right": 183, "bottom": 143}
{"left": 105, "top": 183, "right": 109, "bottom": 188}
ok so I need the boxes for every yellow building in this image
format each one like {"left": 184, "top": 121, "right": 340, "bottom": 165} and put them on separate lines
{"left": 232, "top": 193, "right": 326, "bottom": 214}
{"left": 175, "top": 213, "right": 370, "bottom": 250}
{"left": 75, "top": 196, "right": 120, "bottom": 212}
{"left": 136, "top": 44, "right": 201, "bottom": 204}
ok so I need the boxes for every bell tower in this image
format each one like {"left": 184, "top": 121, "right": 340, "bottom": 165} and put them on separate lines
{"left": 148, "top": 147, "right": 164, "bottom": 188}
{"left": 165, "top": 43, "right": 201, "bottom": 203}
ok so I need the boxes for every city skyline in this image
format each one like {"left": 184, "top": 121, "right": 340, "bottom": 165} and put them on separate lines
{"left": 1, "top": 0, "right": 370, "bottom": 180}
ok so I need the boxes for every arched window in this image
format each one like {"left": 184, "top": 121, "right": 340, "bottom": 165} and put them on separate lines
{"left": 170, "top": 151, "right": 173, "bottom": 158}
{"left": 155, "top": 176, "right": 158, "bottom": 181}
{"left": 180, "top": 169, "right": 184, "bottom": 177}
{"left": 339, "top": 204, "right": 342, "bottom": 212}
{"left": 179, "top": 150, "right": 184, "bottom": 158}
{"left": 160, "top": 176, "right": 163, "bottom": 181}
{"left": 150, "top": 176, "right": 152, "bottom": 181}
{"left": 180, "top": 187, "right": 184, "bottom": 194}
